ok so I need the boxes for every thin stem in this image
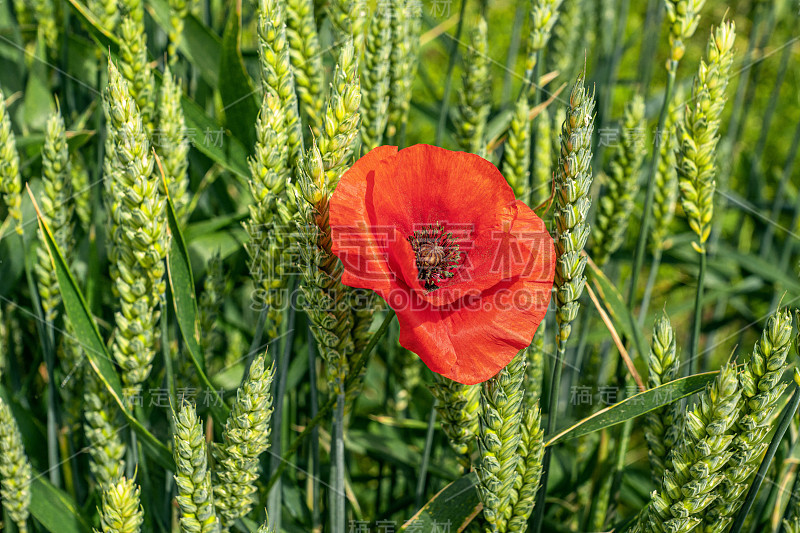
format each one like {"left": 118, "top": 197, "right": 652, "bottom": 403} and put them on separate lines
{"left": 268, "top": 291, "right": 297, "bottom": 532}
{"left": 628, "top": 68, "right": 676, "bottom": 310}
{"left": 330, "top": 392, "right": 346, "bottom": 532}
{"left": 690, "top": 250, "right": 706, "bottom": 375}
{"left": 245, "top": 307, "right": 269, "bottom": 375}
{"left": 434, "top": 0, "right": 468, "bottom": 147}
{"left": 531, "top": 338, "right": 567, "bottom": 533}
{"left": 638, "top": 248, "right": 663, "bottom": 328}
{"left": 415, "top": 399, "right": 438, "bottom": 509}
{"left": 730, "top": 386, "right": 800, "bottom": 533}
{"left": 264, "top": 310, "right": 396, "bottom": 493}
{"left": 308, "top": 325, "right": 321, "bottom": 531}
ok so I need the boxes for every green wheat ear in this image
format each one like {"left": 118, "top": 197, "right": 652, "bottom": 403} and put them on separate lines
{"left": 35, "top": 108, "right": 73, "bottom": 323}
{"left": 524, "top": 321, "right": 546, "bottom": 410}
{"left": 638, "top": 363, "right": 740, "bottom": 533}
{"left": 506, "top": 402, "right": 545, "bottom": 533}
{"left": 704, "top": 308, "right": 792, "bottom": 531}
{"left": 477, "top": 350, "right": 526, "bottom": 533}
{"left": 386, "top": 0, "right": 422, "bottom": 141}
{"left": 0, "top": 396, "right": 32, "bottom": 533}
{"left": 259, "top": 0, "right": 304, "bottom": 170}
{"left": 95, "top": 476, "right": 144, "bottom": 533}
{"left": 212, "top": 352, "right": 275, "bottom": 531}
{"left": 173, "top": 401, "right": 220, "bottom": 533}
{"left": 285, "top": 0, "right": 324, "bottom": 138}
{"left": 83, "top": 366, "right": 127, "bottom": 489}
{"left": 525, "top": 0, "right": 563, "bottom": 78}
{"left": 554, "top": 74, "right": 595, "bottom": 347}
{"left": 157, "top": 66, "right": 190, "bottom": 215}
{"left": 502, "top": 97, "right": 531, "bottom": 199}
{"left": 430, "top": 375, "right": 480, "bottom": 468}
{"left": 359, "top": 2, "right": 391, "bottom": 152}
{"left": 0, "top": 88, "right": 23, "bottom": 234}
{"left": 454, "top": 17, "right": 490, "bottom": 156}
{"left": 643, "top": 312, "right": 682, "bottom": 485}
{"left": 677, "top": 20, "right": 736, "bottom": 253}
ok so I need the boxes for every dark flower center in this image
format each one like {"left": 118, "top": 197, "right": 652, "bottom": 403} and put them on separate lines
{"left": 407, "top": 223, "right": 462, "bottom": 292}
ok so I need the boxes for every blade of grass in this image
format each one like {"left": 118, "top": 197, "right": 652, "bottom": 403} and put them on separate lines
{"left": 160, "top": 159, "right": 229, "bottom": 423}
{"left": 545, "top": 371, "right": 719, "bottom": 445}
{"left": 400, "top": 473, "right": 481, "bottom": 532}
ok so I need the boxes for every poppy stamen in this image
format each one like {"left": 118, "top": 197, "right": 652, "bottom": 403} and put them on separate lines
{"left": 407, "top": 223, "right": 461, "bottom": 292}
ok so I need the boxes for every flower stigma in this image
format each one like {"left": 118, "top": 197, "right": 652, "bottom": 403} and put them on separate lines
{"left": 407, "top": 223, "right": 462, "bottom": 292}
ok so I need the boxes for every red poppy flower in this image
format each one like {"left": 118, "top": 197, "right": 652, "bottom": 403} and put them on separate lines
{"left": 329, "top": 144, "right": 555, "bottom": 385}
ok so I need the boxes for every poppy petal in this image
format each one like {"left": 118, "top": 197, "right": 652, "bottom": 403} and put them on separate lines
{"left": 330, "top": 145, "right": 399, "bottom": 294}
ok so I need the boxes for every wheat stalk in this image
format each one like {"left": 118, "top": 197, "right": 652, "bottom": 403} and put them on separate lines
{"left": 530, "top": 109, "right": 553, "bottom": 208}
{"left": 525, "top": 0, "right": 563, "bottom": 77}
{"left": 650, "top": 87, "right": 684, "bottom": 252}
{"left": 506, "top": 403, "right": 545, "bottom": 533}
{"left": 258, "top": 0, "right": 304, "bottom": 169}
{"left": 318, "top": 38, "right": 360, "bottom": 189}
{"left": 104, "top": 60, "right": 168, "bottom": 391}
{"left": 83, "top": 367, "right": 127, "bottom": 488}
{"left": 70, "top": 152, "right": 92, "bottom": 227}
{"left": 387, "top": 0, "right": 422, "bottom": 141}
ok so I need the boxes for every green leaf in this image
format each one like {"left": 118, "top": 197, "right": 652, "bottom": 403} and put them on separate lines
{"left": 162, "top": 177, "right": 230, "bottom": 422}
{"left": 545, "top": 371, "right": 719, "bottom": 446}
{"left": 29, "top": 477, "right": 91, "bottom": 533}
{"left": 31, "top": 190, "right": 175, "bottom": 470}
{"left": 588, "top": 259, "right": 648, "bottom": 359}
{"left": 399, "top": 473, "right": 482, "bottom": 532}
{"left": 219, "top": 5, "right": 258, "bottom": 149}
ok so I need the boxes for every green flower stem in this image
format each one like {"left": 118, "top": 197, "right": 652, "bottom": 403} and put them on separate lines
{"left": 729, "top": 384, "right": 800, "bottom": 533}
{"left": 690, "top": 249, "right": 706, "bottom": 374}
{"left": 264, "top": 310, "right": 395, "bottom": 494}
{"left": 627, "top": 69, "right": 675, "bottom": 312}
